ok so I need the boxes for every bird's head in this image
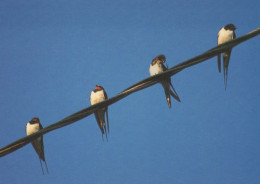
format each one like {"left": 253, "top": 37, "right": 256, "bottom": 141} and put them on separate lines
{"left": 224, "top": 24, "right": 237, "bottom": 31}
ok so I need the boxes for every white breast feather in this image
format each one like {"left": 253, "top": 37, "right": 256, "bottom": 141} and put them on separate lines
{"left": 218, "top": 27, "right": 234, "bottom": 45}
{"left": 90, "top": 90, "right": 105, "bottom": 105}
{"left": 26, "top": 123, "right": 40, "bottom": 135}
{"left": 149, "top": 63, "right": 164, "bottom": 76}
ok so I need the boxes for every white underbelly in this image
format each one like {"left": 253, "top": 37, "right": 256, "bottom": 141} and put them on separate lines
{"left": 218, "top": 28, "right": 234, "bottom": 44}
{"left": 26, "top": 123, "right": 40, "bottom": 135}
{"left": 149, "top": 63, "right": 163, "bottom": 76}
{"left": 90, "top": 90, "right": 106, "bottom": 105}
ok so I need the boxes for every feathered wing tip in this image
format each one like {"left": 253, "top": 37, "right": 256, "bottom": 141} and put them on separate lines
{"left": 94, "top": 111, "right": 109, "bottom": 141}
{"left": 103, "top": 124, "right": 108, "bottom": 142}
{"left": 103, "top": 110, "right": 109, "bottom": 142}
{"left": 94, "top": 112, "right": 104, "bottom": 134}
{"left": 36, "top": 146, "right": 49, "bottom": 175}
{"left": 223, "top": 57, "right": 228, "bottom": 90}
{"left": 39, "top": 159, "right": 45, "bottom": 175}
{"left": 169, "top": 82, "right": 181, "bottom": 102}
{"left": 31, "top": 138, "right": 49, "bottom": 175}
{"left": 44, "top": 160, "right": 49, "bottom": 174}
{"left": 223, "top": 50, "right": 232, "bottom": 90}
{"left": 217, "top": 54, "right": 221, "bottom": 73}
{"left": 39, "top": 158, "right": 49, "bottom": 175}
{"left": 161, "top": 81, "right": 172, "bottom": 108}
{"left": 106, "top": 110, "right": 109, "bottom": 133}
{"left": 161, "top": 79, "right": 181, "bottom": 108}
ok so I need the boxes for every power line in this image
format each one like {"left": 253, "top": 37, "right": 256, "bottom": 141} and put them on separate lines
{"left": 0, "top": 27, "right": 259, "bottom": 158}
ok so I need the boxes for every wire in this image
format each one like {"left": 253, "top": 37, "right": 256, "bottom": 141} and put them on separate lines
{"left": 0, "top": 27, "right": 259, "bottom": 158}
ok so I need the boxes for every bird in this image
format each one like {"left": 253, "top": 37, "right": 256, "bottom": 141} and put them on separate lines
{"left": 90, "top": 85, "right": 109, "bottom": 140}
{"left": 26, "top": 117, "right": 49, "bottom": 175}
{"left": 149, "top": 54, "right": 181, "bottom": 108}
{"left": 217, "top": 24, "right": 237, "bottom": 89}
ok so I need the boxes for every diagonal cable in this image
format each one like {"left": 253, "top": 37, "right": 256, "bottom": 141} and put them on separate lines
{"left": 0, "top": 27, "right": 259, "bottom": 158}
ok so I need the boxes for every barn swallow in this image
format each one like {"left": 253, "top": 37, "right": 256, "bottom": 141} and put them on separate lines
{"left": 149, "top": 54, "right": 181, "bottom": 108}
{"left": 90, "top": 85, "right": 109, "bottom": 140}
{"left": 217, "top": 24, "right": 237, "bottom": 89}
{"left": 26, "top": 117, "right": 49, "bottom": 175}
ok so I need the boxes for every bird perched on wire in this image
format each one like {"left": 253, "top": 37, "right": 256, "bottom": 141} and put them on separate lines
{"left": 26, "top": 117, "right": 49, "bottom": 175}
{"left": 217, "top": 23, "right": 237, "bottom": 89}
{"left": 149, "top": 54, "right": 181, "bottom": 108}
{"left": 90, "top": 85, "right": 109, "bottom": 140}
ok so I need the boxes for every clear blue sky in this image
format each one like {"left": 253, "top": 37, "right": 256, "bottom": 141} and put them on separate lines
{"left": 1, "top": 1, "right": 260, "bottom": 183}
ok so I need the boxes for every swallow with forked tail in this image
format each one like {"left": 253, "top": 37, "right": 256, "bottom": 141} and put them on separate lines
{"left": 90, "top": 85, "right": 109, "bottom": 140}
{"left": 217, "top": 24, "right": 237, "bottom": 89}
{"left": 26, "top": 117, "right": 49, "bottom": 175}
{"left": 149, "top": 54, "right": 181, "bottom": 108}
